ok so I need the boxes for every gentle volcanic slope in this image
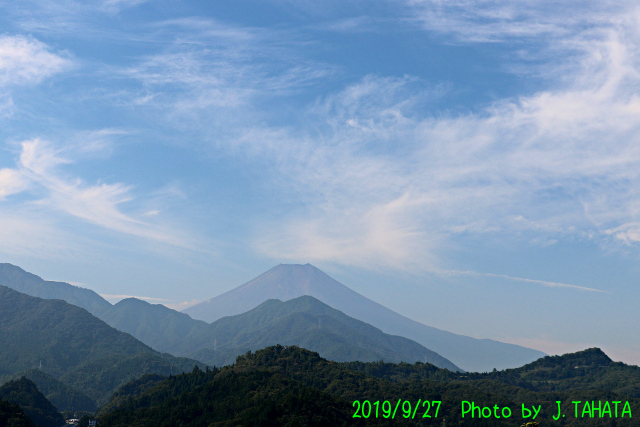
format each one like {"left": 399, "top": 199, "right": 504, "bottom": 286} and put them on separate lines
{"left": 184, "top": 264, "right": 546, "bottom": 372}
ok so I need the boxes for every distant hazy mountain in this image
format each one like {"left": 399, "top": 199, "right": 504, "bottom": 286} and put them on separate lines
{"left": 184, "top": 264, "right": 546, "bottom": 372}
{"left": 100, "top": 297, "right": 211, "bottom": 354}
{"left": 101, "top": 295, "right": 460, "bottom": 370}
{"left": 0, "top": 263, "right": 111, "bottom": 316}
{"left": 0, "top": 263, "right": 458, "bottom": 370}
{"left": 184, "top": 296, "right": 461, "bottom": 370}
{"left": 0, "top": 262, "right": 545, "bottom": 372}
{"left": 0, "top": 286, "right": 202, "bottom": 409}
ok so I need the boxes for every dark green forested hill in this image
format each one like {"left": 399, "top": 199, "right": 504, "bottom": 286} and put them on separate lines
{"left": 0, "top": 284, "right": 151, "bottom": 377}
{"left": 98, "top": 346, "right": 640, "bottom": 427}
{"left": 0, "top": 398, "right": 36, "bottom": 427}
{"left": 344, "top": 347, "right": 640, "bottom": 400}
{"left": 0, "top": 377, "right": 63, "bottom": 427}
{"left": 0, "top": 286, "right": 204, "bottom": 411}
{"left": 3, "top": 369, "right": 96, "bottom": 413}
{"left": 98, "top": 346, "right": 509, "bottom": 426}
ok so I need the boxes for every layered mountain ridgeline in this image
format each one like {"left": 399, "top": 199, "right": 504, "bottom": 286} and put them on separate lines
{"left": 180, "top": 296, "right": 461, "bottom": 370}
{"left": 0, "top": 398, "right": 35, "bottom": 427}
{"left": 0, "top": 286, "right": 203, "bottom": 411}
{"left": 0, "top": 378, "right": 64, "bottom": 427}
{"left": 98, "top": 346, "right": 639, "bottom": 426}
{"left": 0, "top": 263, "right": 460, "bottom": 371}
{"left": 184, "top": 264, "right": 547, "bottom": 371}
{"left": 99, "top": 297, "right": 210, "bottom": 354}
{"left": 0, "top": 263, "right": 111, "bottom": 317}
{"left": 0, "top": 262, "right": 544, "bottom": 373}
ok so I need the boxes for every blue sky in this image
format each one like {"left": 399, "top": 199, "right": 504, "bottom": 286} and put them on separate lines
{"left": 1, "top": 0, "right": 640, "bottom": 365}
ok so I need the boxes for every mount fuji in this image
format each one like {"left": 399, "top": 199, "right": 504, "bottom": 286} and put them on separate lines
{"left": 184, "top": 264, "right": 546, "bottom": 372}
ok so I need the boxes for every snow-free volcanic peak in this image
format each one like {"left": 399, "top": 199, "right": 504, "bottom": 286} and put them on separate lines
{"left": 183, "top": 263, "right": 546, "bottom": 372}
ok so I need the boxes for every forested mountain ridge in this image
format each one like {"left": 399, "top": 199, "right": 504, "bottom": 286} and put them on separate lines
{"left": 2, "top": 369, "right": 96, "bottom": 413}
{"left": 346, "top": 347, "right": 640, "bottom": 399}
{"left": 180, "top": 296, "right": 461, "bottom": 370}
{"left": 99, "top": 345, "right": 639, "bottom": 426}
{"left": 0, "top": 286, "right": 203, "bottom": 410}
{"left": 0, "top": 263, "right": 111, "bottom": 316}
{"left": 0, "top": 378, "right": 64, "bottom": 427}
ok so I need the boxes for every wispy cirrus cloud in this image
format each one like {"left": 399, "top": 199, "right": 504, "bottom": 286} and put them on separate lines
{"left": 1, "top": 137, "right": 201, "bottom": 252}
{"left": 122, "top": 18, "right": 337, "bottom": 115}
{"left": 0, "top": 35, "right": 70, "bottom": 114}
{"left": 404, "top": 0, "right": 618, "bottom": 43}
{"left": 99, "top": 0, "right": 150, "bottom": 13}
{"left": 245, "top": 5, "right": 640, "bottom": 275}
{"left": 0, "top": 168, "right": 28, "bottom": 199}
{"left": 0, "top": 35, "right": 70, "bottom": 86}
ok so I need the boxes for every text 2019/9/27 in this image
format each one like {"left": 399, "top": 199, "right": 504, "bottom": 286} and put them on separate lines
{"left": 352, "top": 399, "right": 441, "bottom": 419}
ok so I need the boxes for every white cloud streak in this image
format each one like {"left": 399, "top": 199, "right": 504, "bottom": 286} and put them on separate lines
{"left": 0, "top": 35, "right": 70, "bottom": 86}
{"left": 439, "top": 269, "right": 608, "bottom": 293}
{"left": 405, "top": 0, "right": 618, "bottom": 43}
{"left": 122, "top": 18, "right": 336, "bottom": 116}
{"left": 245, "top": 5, "right": 640, "bottom": 273}
{"left": 1, "top": 138, "right": 200, "bottom": 251}
{"left": 0, "top": 168, "right": 28, "bottom": 199}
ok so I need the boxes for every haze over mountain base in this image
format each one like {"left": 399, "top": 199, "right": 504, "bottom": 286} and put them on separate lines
{"left": 184, "top": 264, "right": 546, "bottom": 371}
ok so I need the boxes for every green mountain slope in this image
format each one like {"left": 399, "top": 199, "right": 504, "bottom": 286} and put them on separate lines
{"left": 179, "top": 296, "right": 460, "bottom": 370}
{"left": 101, "top": 368, "right": 379, "bottom": 427}
{"left": 4, "top": 369, "right": 96, "bottom": 413}
{"left": 99, "top": 297, "right": 210, "bottom": 354}
{"left": 0, "top": 285, "right": 152, "bottom": 377}
{"left": 0, "top": 286, "right": 203, "bottom": 410}
{"left": 98, "top": 346, "right": 505, "bottom": 426}
{"left": 0, "top": 264, "right": 111, "bottom": 317}
{"left": 346, "top": 347, "right": 640, "bottom": 397}
{"left": 99, "top": 345, "right": 639, "bottom": 426}
{"left": 0, "top": 378, "right": 63, "bottom": 427}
